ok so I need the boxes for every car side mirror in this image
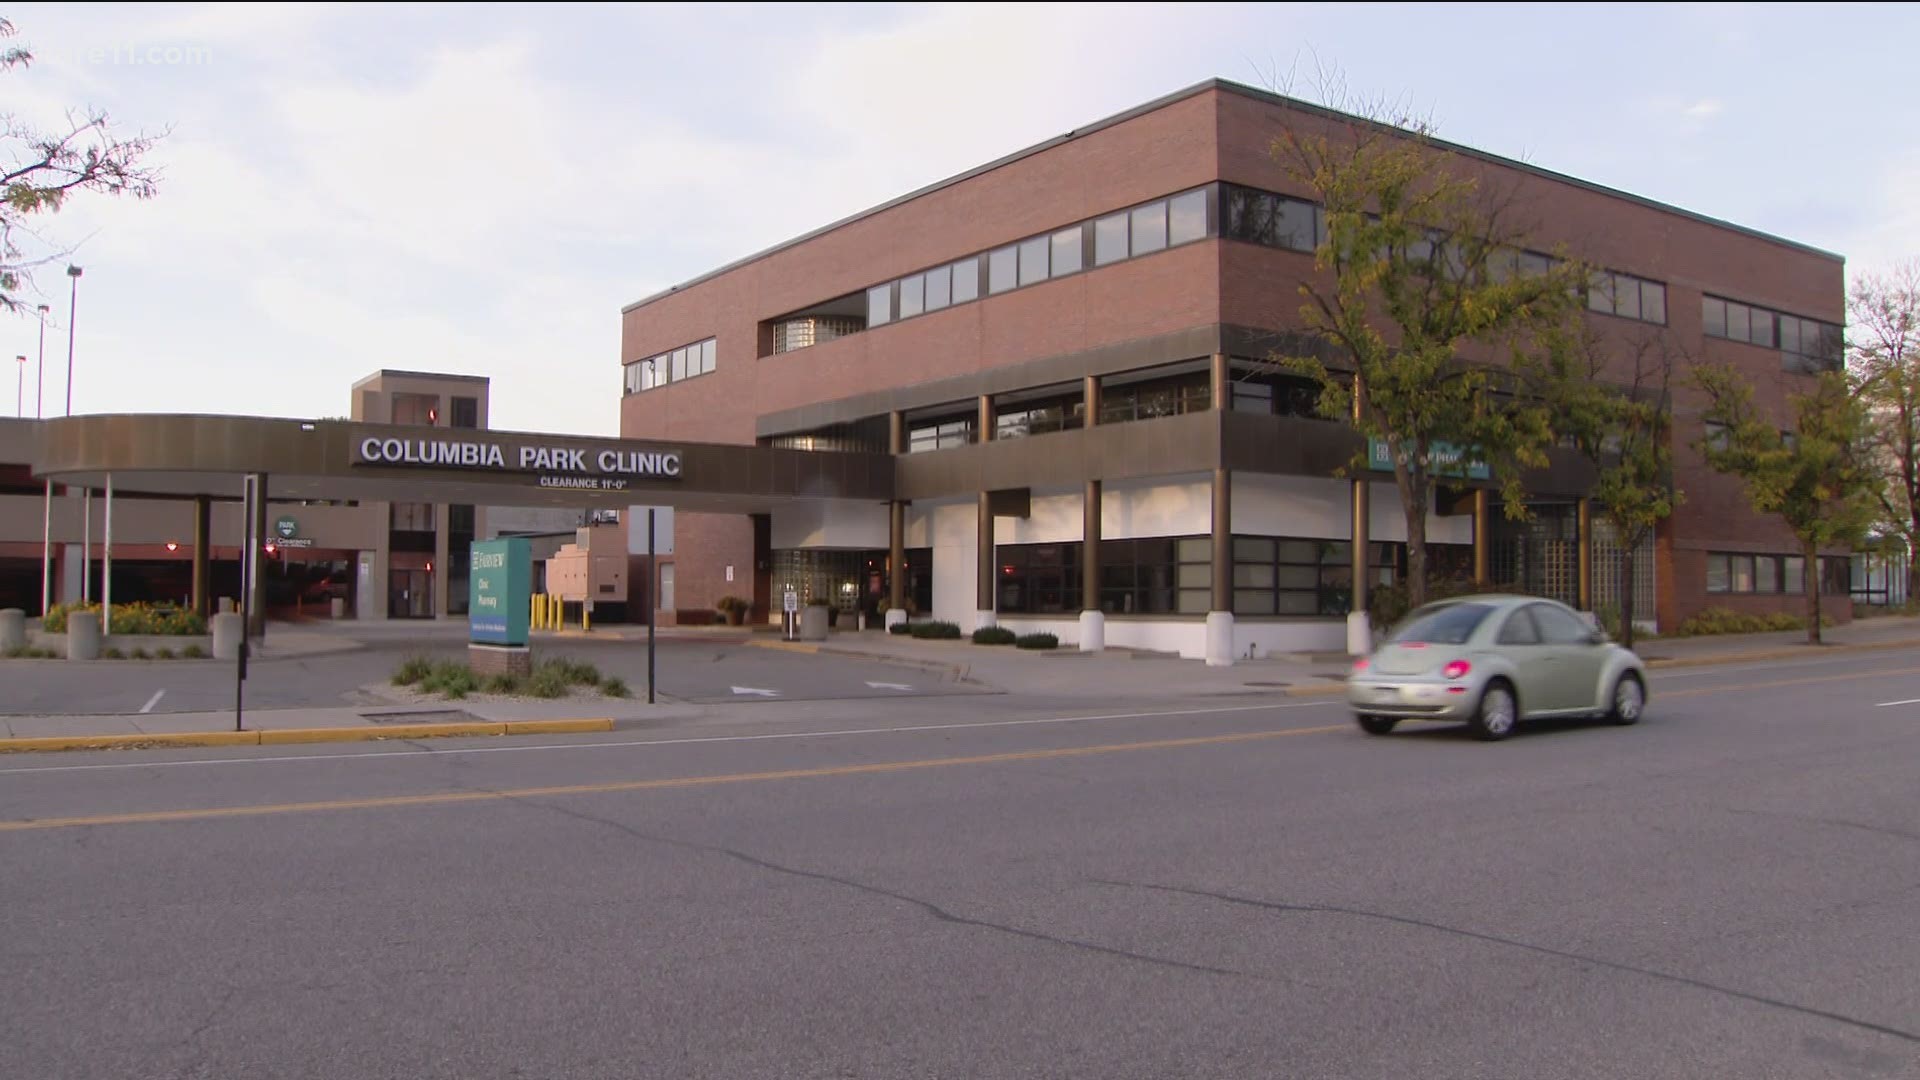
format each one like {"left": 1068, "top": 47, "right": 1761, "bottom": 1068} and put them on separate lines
{"left": 1588, "top": 629, "right": 1608, "bottom": 646}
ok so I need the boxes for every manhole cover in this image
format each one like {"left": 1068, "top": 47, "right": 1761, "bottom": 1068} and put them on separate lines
{"left": 360, "top": 710, "right": 478, "bottom": 725}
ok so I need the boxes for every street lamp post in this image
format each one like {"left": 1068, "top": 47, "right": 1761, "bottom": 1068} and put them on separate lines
{"left": 64, "top": 265, "right": 81, "bottom": 417}
{"left": 13, "top": 355, "right": 22, "bottom": 418}
{"left": 35, "top": 303, "right": 47, "bottom": 419}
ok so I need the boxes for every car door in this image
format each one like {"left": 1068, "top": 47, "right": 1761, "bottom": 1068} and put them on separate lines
{"left": 1492, "top": 606, "right": 1554, "bottom": 717}
{"left": 1529, "top": 602, "right": 1608, "bottom": 713}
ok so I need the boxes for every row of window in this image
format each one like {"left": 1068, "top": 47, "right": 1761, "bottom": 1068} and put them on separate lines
{"left": 624, "top": 337, "right": 717, "bottom": 395}
{"left": 865, "top": 188, "right": 1210, "bottom": 331}
{"left": 902, "top": 370, "right": 1227, "bottom": 453}
{"left": 1588, "top": 270, "right": 1668, "bottom": 325}
{"left": 1702, "top": 296, "right": 1842, "bottom": 372}
{"left": 1705, "top": 552, "right": 1850, "bottom": 595}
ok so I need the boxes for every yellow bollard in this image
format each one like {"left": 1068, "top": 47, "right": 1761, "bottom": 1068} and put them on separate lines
{"left": 582, "top": 603, "right": 590, "bottom": 633}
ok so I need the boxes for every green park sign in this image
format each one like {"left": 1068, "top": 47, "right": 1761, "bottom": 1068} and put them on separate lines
{"left": 468, "top": 537, "right": 531, "bottom": 646}
{"left": 1367, "top": 437, "right": 1490, "bottom": 482}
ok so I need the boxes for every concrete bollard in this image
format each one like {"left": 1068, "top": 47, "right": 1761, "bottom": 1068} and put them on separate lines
{"left": 67, "top": 610, "right": 101, "bottom": 661}
{"left": 211, "top": 612, "right": 244, "bottom": 660}
{"left": 218, "top": 597, "right": 235, "bottom": 614}
{"left": 0, "top": 608, "right": 24, "bottom": 651}
{"left": 330, "top": 597, "right": 345, "bottom": 619}
{"left": 799, "top": 604, "right": 829, "bottom": 641}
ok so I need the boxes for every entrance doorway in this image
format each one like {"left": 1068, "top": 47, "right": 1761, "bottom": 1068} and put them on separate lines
{"left": 389, "top": 564, "right": 434, "bottom": 619}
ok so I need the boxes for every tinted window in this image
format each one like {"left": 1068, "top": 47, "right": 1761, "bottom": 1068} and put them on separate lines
{"left": 923, "top": 265, "right": 951, "bottom": 311}
{"left": 1531, "top": 604, "right": 1594, "bottom": 645}
{"left": 988, "top": 246, "right": 1017, "bottom": 294}
{"left": 899, "top": 273, "right": 925, "bottom": 318}
{"left": 1641, "top": 280, "right": 1666, "bottom": 324}
{"left": 1703, "top": 297, "right": 1727, "bottom": 338}
{"left": 1496, "top": 608, "right": 1541, "bottom": 645}
{"left": 1130, "top": 201, "right": 1167, "bottom": 255}
{"left": 1050, "top": 227, "right": 1083, "bottom": 276}
{"left": 1388, "top": 602, "right": 1492, "bottom": 645}
{"left": 951, "top": 258, "right": 979, "bottom": 303}
{"left": 1094, "top": 213, "right": 1128, "bottom": 266}
{"left": 1168, "top": 189, "right": 1206, "bottom": 245}
{"left": 867, "top": 284, "right": 892, "bottom": 326}
{"left": 1018, "top": 237, "right": 1049, "bottom": 286}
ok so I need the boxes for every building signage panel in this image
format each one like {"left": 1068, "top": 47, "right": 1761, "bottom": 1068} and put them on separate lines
{"left": 353, "top": 436, "right": 682, "bottom": 482}
{"left": 468, "top": 537, "right": 531, "bottom": 646}
{"left": 1366, "top": 437, "right": 1490, "bottom": 481}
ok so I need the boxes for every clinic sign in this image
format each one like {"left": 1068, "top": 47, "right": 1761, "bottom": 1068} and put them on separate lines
{"left": 1367, "top": 437, "right": 1490, "bottom": 482}
{"left": 354, "top": 435, "right": 682, "bottom": 491}
{"left": 468, "top": 537, "right": 531, "bottom": 646}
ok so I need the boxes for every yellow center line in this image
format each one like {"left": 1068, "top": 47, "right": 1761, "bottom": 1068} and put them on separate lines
{"left": 1660, "top": 665, "right": 1920, "bottom": 700}
{"left": 0, "top": 724, "right": 1349, "bottom": 834}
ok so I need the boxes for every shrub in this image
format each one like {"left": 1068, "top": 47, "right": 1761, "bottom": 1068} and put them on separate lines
{"left": 540, "top": 657, "right": 602, "bottom": 686}
{"left": 971, "top": 626, "right": 1017, "bottom": 645}
{"left": 1671, "top": 607, "right": 1832, "bottom": 637}
{"left": 420, "top": 662, "right": 479, "bottom": 699}
{"left": 100, "top": 646, "right": 125, "bottom": 660}
{"left": 1015, "top": 632, "right": 1060, "bottom": 650}
{"left": 44, "top": 601, "right": 206, "bottom": 636}
{"left": 154, "top": 647, "right": 176, "bottom": 660}
{"left": 910, "top": 620, "right": 962, "bottom": 640}
{"left": 129, "top": 647, "right": 151, "bottom": 660}
{"left": 715, "top": 595, "right": 751, "bottom": 625}
{"left": 888, "top": 621, "right": 913, "bottom": 635}
{"left": 601, "top": 676, "right": 632, "bottom": 699}
{"left": 3, "top": 644, "right": 27, "bottom": 659}
{"left": 483, "top": 673, "right": 524, "bottom": 695}
{"left": 393, "top": 655, "right": 434, "bottom": 686}
{"left": 526, "top": 666, "right": 570, "bottom": 698}
{"left": 180, "top": 643, "right": 207, "bottom": 659}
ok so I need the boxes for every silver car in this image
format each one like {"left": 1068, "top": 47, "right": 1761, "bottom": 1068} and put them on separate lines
{"left": 1346, "top": 595, "right": 1648, "bottom": 741}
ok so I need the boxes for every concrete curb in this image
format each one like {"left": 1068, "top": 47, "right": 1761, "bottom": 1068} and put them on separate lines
{"left": 1643, "top": 636, "right": 1920, "bottom": 670}
{"left": 0, "top": 718, "right": 614, "bottom": 754}
{"left": 746, "top": 639, "right": 974, "bottom": 682}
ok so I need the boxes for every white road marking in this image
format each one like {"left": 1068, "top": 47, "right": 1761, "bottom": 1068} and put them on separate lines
{"left": 0, "top": 699, "right": 1341, "bottom": 775}
{"left": 138, "top": 691, "right": 165, "bottom": 714}
{"left": 730, "top": 686, "right": 780, "bottom": 697}
{"left": 865, "top": 681, "right": 913, "bottom": 691}
{"left": 1873, "top": 697, "right": 1920, "bottom": 708}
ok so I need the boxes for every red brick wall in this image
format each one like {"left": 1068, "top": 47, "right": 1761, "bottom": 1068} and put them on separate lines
{"left": 669, "top": 512, "right": 753, "bottom": 623}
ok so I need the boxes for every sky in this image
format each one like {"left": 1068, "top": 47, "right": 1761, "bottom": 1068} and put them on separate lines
{"left": 3, "top": 2, "right": 1917, "bottom": 436}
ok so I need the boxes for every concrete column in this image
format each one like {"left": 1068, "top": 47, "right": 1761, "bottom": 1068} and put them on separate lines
{"left": 1348, "top": 478, "right": 1371, "bottom": 655}
{"left": 975, "top": 491, "right": 995, "bottom": 629}
{"left": 886, "top": 499, "right": 907, "bottom": 628}
{"left": 39, "top": 480, "right": 51, "bottom": 615}
{"left": 1210, "top": 352, "right": 1229, "bottom": 410}
{"left": 247, "top": 473, "right": 268, "bottom": 640}
{"left": 1083, "top": 374, "right": 1101, "bottom": 427}
{"left": 1577, "top": 497, "right": 1593, "bottom": 610}
{"left": 976, "top": 394, "right": 993, "bottom": 444}
{"left": 101, "top": 473, "right": 112, "bottom": 636}
{"left": 80, "top": 487, "right": 90, "bottom": 604}
{"left": 191, "top": 495, "right": 211, "bottom": 618}
{"left": 1208, "top": 468, "right": 1233, "bottom": 667}
{"left": 1473, "top": 490, "right": 1491, "bottom": 586}
{"left": 1079, "top": 479, "right": 1104, "bottom": 652}
{"left": 433, "top": 503, "right": 450, "bottom": 618}
{"left": 0, "top": 608, "right": 24, "bottom": 650}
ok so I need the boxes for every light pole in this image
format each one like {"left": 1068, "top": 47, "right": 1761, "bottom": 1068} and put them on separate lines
{"left": 34, "top": 304, "right": 47, "bottom": 419}
{"left": 64, "top": 265, "right": 81, "bottom": 416}
{"left": 14, "top": 355, "right": 22, "bottom": 418}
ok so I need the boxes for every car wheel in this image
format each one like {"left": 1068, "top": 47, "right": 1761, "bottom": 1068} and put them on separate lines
{"left": 1468, "top": 680, "right": 1518, "bottom": 741}
{"left": 1607, "top": 673, "right": 1645, "bottom": 726}
{"left": 1355, "top": 714, "right": 1398, "bottom": 736}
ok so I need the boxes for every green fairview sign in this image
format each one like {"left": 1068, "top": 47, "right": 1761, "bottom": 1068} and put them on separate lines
{"left": 1367, "top": 437, "right": 1490, "bottom": 482}
{"left": 468, "top": 537, "right": 531, "bottom": 646}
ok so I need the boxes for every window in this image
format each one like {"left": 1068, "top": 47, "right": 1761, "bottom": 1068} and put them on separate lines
{"left": 623, "top": 336, "right": 718, "bottom": 393}
{"left": 1731, "top": 555, "right": 1755, "bottom": 593}
{"left": 390, "top": 502, "right": 434, "bottom": 532}
{"left": 1168, "top": 189, "right": 1206, "bottom": 246}
{"left": 1230, "top": 537, "right": 1393, "bottom": 617}
{"left": 867, "top": 284, "right": 892, "bottom": 326}
{"left": 924, "top": 264, "right": 951, "bottom": 311}
{"left": 1050, "top": 227, "right": 1083, "bottom": 277}
{"left": 391, "top": 392, "right": 438, "bottom": 426}
{"left": 1780, "top": 315, "right": 1843, "bottom": 373}
{"left": 451, "top": 396, "right": 478, "bottom": 429}
{"left": 1706, "top": 295, "right": 1840, "bottom": 372}
{"left": 1130, "top": 201, "right": 1167, "bottom": 255}
{"left": 906, "top": 416, "right": 974, "bottom": 453}
{"left": 1824, "top": 556, "right": 1850, "bottom": 596}
{"left": 1530, "top": 603, "right": 1594, "bottom": 645}
{"left": 1754, "top": 555, "right": 1781, "bottom": 594}
{"left": 1094, "top": 213, "right": 1128, "bottom": 266}
{"left": 1587, "top": 271, "right": 1666, "bottom": 324}
{"left": 700, "top": 338, "right": 717, "bottom": 375}
{"left": 1018, "top": 236, "right": 1049, "bottom": 286}
{"left": 995, "top": 396, "right": 1084, "bottom": 440}
{"left": 988, "top": 246, "right": 1017, "bottom": 294}
{"left": 670, "top": 347, "right": 688, "bottom": 382}
{"left": 899, "top": 273, "right": 925, "bottom": 318}
{"left": 1098, "top": 536, "right": 1209, "bottom": 615}
{"left": 1706, "top": 553, "right": 1731, "bottom": 593}
{"left": 1783, "top": 555, "right": 1805, "bottom": 595}
{"left": 1099, "top": 371, "right": 1212, "bottom": 424}
{"left": 951, "top": 258, "right": 979, "bottom": 304}
{"left": 1704, "top": 421, "right": 1730, "bottom": 452}
{"left": 1703, "top": 296, "right": 1727, "bottom": 338}
{"left": 1497, "top": 608, "right": 1541, "bottom": 645}
{"left": 1223, "top": 186, "right": 1319, "bottom": 252}
{"left": 997, "top": 542, "right": 1081, "bottom": 614}
{"left": 1707, "top": 551, "right": 1825, "bottom": 595}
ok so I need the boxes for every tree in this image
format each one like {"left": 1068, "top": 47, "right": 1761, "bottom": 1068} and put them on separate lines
{"left": 1692, "top": 366, "right": 1878, "bottom": 645}
{"left": 1526, "top": 325, "right": 1679, "bottom": 648}
{"left": 1273, "top": 109, "right": 1589, "bottom": 608}
{"left": 1847, "top": 261, "right": 1920, "bottom": 600}
{"left": 0, "top": 18, "right": 162, "bottom": 311}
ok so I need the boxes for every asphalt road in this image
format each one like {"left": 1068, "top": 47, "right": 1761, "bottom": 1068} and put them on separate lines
{"left": 3, "top": 649, "right": 1919, "bottom": 1078}
{"left": 0, "top": 637, "right": 987, "bottom": 714}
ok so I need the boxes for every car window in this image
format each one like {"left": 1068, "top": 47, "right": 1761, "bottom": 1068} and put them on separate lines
{"left": 1388, "top": 602, "right": 1493, "bottom": 645}
{"left": 1530, "top": 603, "right": 1595, "bottom": 646}
{"left": 1496, "top": 608, "right": 1541, "bottom": 645}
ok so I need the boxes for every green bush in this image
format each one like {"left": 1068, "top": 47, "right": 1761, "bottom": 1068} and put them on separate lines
{"left": 180, "top": 643, "right": 207, "bottom": 659}
{"left": 129, "top": 647, "right": 151, "bottom": 660}
{"left": 526, "top": 666, "right": 570, "bottom": 698}
{"left": 1369, "top": 578, "right": 1525, "bottom": 631}
{"left": 393, "top": 655, "right": 434, "bottom": 686}
{"left": 887, "top": 622, "right": 912, "bottom": 635}
{"left": 1671, "top": 607, "right": 1833, "bottom": 637}
{"left": 100, "top": 646, "right": 125, "bottom": 660}
{"left": 971, "top": 626, "right": 1017, "bottom": 645}
{"left": 154, "top": 647, "right": 176, "bottom": 660}
{"left": 1015, "top": 632, "right": 1060, "bottom": 650}
{"left": 482, "top": 673, "right": 524, "bottom": 695}
{"left": 910, "top": 620, "right": 962, "bottom": 640}
{"left": 540, "top": 657, "right": 602, "bottom": 686}
{"left": 600, "top": 676, "right": 631, "bottom": 699}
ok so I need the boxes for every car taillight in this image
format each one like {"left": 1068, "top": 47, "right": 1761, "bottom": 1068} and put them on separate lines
{"left": 1442, "top": 660, "right": 1471, "bottom": 680}
{"left": 1351, "top": 657, "right": 1369, "bottom": 674}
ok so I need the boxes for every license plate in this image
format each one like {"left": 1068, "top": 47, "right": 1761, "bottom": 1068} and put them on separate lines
{"left": 1373, "top": 685, "right": 1400, "bottom": 700}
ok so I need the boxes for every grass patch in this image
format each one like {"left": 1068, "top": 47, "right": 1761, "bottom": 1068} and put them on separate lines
{"left": 392, "top": 654, "right": 434, "bottom": 686}
{"left": 482, "top": 672, "right": 524, "bottom": 695}
{"left": 418, "top": 660, "right": 479, "bottom": 698}
{"left": 526, "top": 666, "right": 570, "bottom": 698}
{"left": 600, "top": 676, "right": 631, "bottom": 699}
{"left": 541, "top": 656, "right": 603, "bottom": 686}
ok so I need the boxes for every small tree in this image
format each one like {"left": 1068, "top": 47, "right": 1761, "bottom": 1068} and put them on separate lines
{"left": 1847, "top": 262, "right": 1920, "bottom": 599}
{"left": 1526, "top": 326, "right": 1679, "bottom": 648}
{"left": 0, "top": 19, "right": 162, "bottom": 310}
{"left": 1692, "top": 366, "right": 1878, "bottom": 644}
{"left": 1274, "top": 109, "right": 1588, "bottom": 608}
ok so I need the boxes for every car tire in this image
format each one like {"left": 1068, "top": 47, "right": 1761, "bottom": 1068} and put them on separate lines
{"left": 1607, "top": 673, "right": 1645, "bottom": 726}
{"left": 1468, "top": 680, "right": 1518, "bottom": 742}
{"left": 1355, "top": 714, "right": 1398, "bottom": 736}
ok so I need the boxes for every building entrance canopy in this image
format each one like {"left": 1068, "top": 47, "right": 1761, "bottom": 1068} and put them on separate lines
{"left": 31, "top": 414, "right": 894, "bottom": 512}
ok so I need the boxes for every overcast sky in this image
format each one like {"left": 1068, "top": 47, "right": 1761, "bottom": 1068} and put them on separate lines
{"left": 5, "top": 2, "right": 1917, "bottom": 436}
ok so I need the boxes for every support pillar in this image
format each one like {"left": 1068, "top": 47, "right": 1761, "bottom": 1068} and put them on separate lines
{"left": 248, "top": 473, "right": 269, "bottom": 640}
{"left": 1082, "top": 374, "right": 1101, "bottom": 427}
{"left": 886, "top": 499, "right": 907, "bottom": 628}
{"left": 1208, "top": 467, "right": 1233, "bottom": 667}
{"left": 39, "top": 479, "right": 51, "bottom": 616}
{"left": 1079, "top": 479, "right": 1104, "bottom": 652}
{"left": 1473, "top": 489, "right": 1491, "bottom": 587}
{"left": 191, "top": 495, "right": 211, "bottom": 618}
{"left": 102, "top": 473, "right": 112, "bottom": 636}
{"left": 1210, "top": 352, "right": 1229, "bottom": 410}
{"left": 1577, "top": 497, "right": 1593, "bottom": 611}
{"left": 80, "top": 487, "right": 90, "bottom": 604}
{"left": 975, "top": 490, "right": 995, "bottom": 629}
{"left": 1348, "top": 478, "right": 1371, "bottom": 655}
{"left": 887, "top": 410, "right": 905, "bottom": 456}
{"left": 976, "top": 394, "right": 993, "bottom": 444}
